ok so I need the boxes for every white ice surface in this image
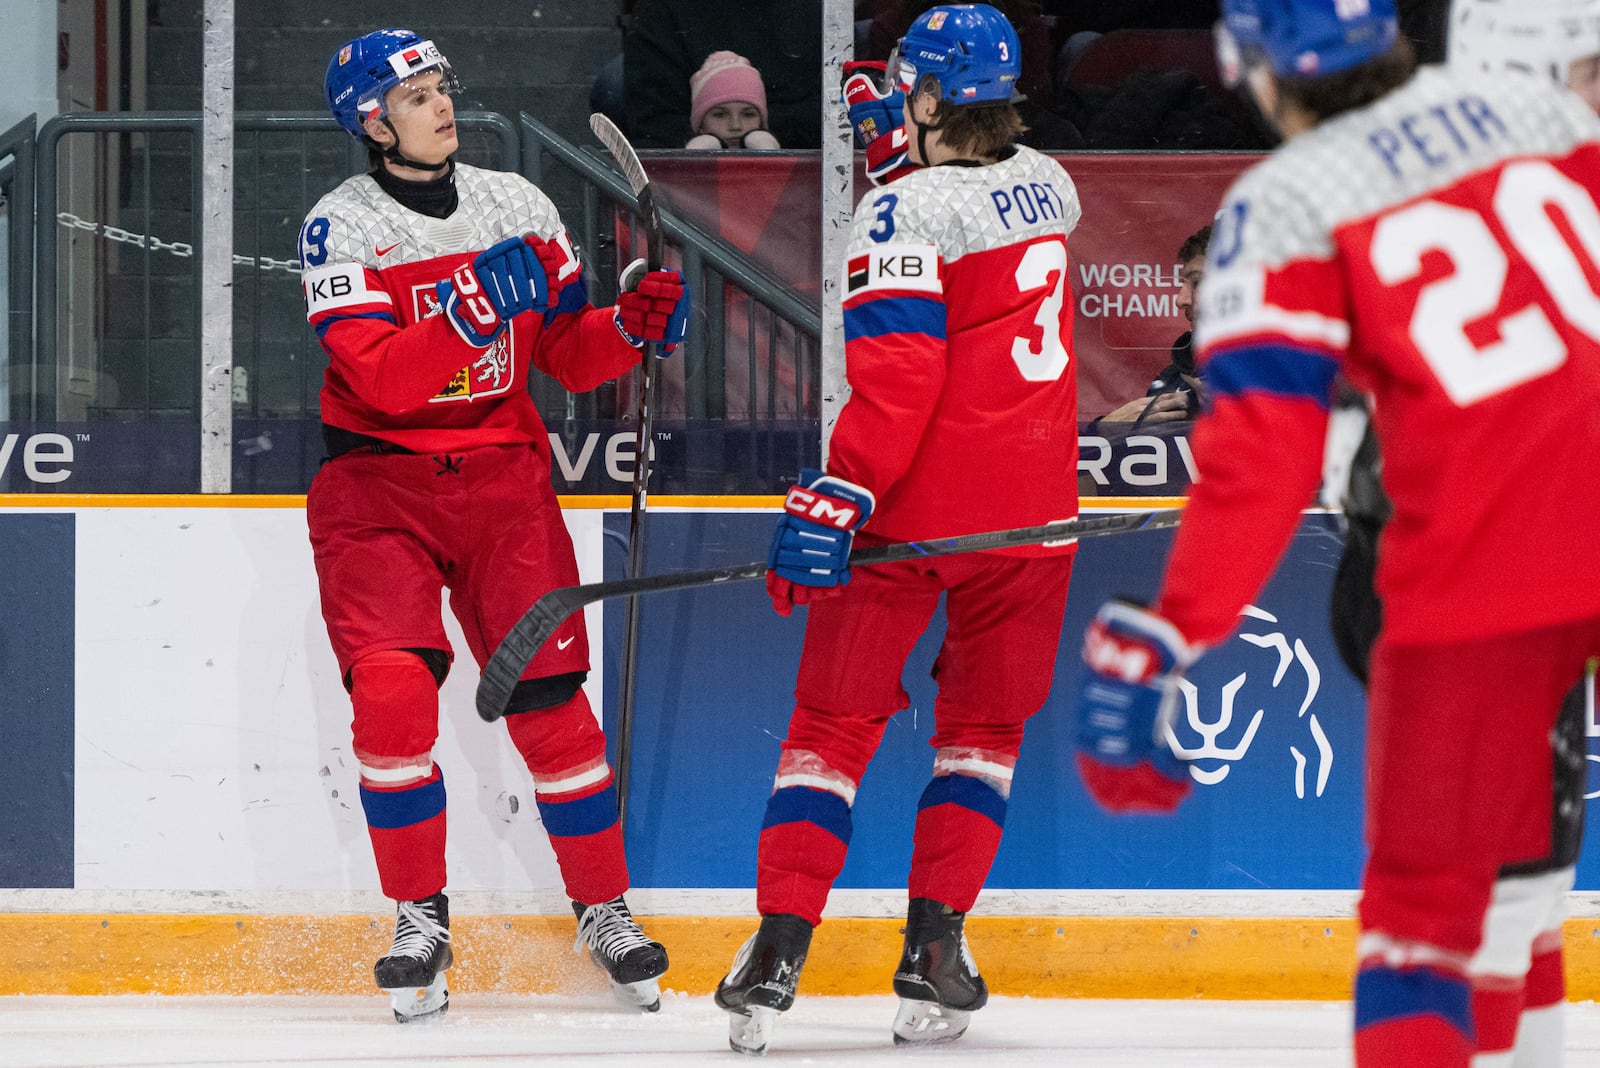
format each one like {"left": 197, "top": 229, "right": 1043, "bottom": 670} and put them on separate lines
{"left": 4, "top": 994, "right": 1600, "bottom": 1067}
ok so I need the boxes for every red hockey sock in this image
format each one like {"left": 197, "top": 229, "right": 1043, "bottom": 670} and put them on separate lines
{"left": 756, "top": 786, "right": 852, "bottom": 926}
{"left": 1470, "top": 975, "right": 1523, "bottom": 1056}
{"left": 534, "top": 771, "right": 629, "bottom": 905}
{"left": 1354, "top": 962, "right": 1473, "bottom": 1068}
{"left": 907, "top": 774, "right": 1006, "bottom": 913}
{"left": 360, "top": 766, "right": 447, "bottom": 902}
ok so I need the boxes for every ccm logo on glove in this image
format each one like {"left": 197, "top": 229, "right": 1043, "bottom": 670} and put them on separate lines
{"left": 783, "top": 485, "right": 865, "bottom": 530}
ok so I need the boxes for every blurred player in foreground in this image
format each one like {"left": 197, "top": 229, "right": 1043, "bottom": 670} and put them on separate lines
{"left": 1068, "top": 0, "right": 1600, "bottom": 1064}
{"left": 301, "top": 28, "right": 687, "bottom": 1021}
{"left": 715, "top": 3, "right": 1083, "bottom": 1056}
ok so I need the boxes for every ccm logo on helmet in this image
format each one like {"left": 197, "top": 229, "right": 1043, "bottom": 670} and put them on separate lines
{"left": 782, "top": 487, "right": 862, "bottom": 529}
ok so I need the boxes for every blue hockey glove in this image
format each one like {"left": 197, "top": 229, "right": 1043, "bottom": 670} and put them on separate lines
{"left": 1074, "top": 599, "right": 1200, "bottom": 814}
{"left": 842, "top": 61, "right": 911, "bottom": 185}
{"left": 436, "top": 235, "right": 556, "bottom": 347}
{"left": 613, "top": 258, "right": 689, "bottom": 356}
{"left": 765, "top": 468, "right": 875, "bottom": 617}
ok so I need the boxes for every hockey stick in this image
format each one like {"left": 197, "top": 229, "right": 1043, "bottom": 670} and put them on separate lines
{"left": 477, "top": 507, "right": 1184, "bottom": 723}
{"left": 589, "top": 113, "right": 663, "bottom": 831}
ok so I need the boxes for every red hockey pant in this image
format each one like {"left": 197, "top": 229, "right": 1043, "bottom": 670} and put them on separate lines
{"left": 1354, "top": 615, "right": 1600, "bottom": 1067}
{"left": 757, "top": 549, "right": 1074, "bottom": 925}
{"left": 308, "top": 444, "right": 622, "bottom": 903}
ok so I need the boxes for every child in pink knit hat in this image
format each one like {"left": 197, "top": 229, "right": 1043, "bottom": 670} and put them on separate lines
{"left": 686, "top": 51, "right": 781, "bottom": 150}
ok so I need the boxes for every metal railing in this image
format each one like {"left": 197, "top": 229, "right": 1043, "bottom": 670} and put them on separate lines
{"left": 31, "top": 110, "right": 518, "bottom": 425}
{"left": 1, "top": 115, "right": 36, "bottom": 402}
{"left": 10, "top": 109, "right": 822, "bottom": 491}
{"left": 518, "top": 113, "right": 821, "bottom": 488}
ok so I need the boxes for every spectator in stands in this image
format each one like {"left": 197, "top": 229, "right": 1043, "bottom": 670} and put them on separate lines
{"left": 1092, "top": 223, "right": 1210, "bottom": 424}
{"left": 624, "top": 0, "right": 820, "bottom": 148}
{"left": 685, "top": 51, "right": 781, "bottom": 150}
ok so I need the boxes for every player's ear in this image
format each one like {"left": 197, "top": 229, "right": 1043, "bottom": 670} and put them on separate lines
{"left": 363, "top": 115, "right": 393, "bottom": 146}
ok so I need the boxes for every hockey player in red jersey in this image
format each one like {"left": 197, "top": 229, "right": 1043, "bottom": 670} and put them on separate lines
{"left": 1069, "top": 1, "right": 1600, "bottom": 1064}
{"left": 301, "top": 28, "right": 689, "bottom": 1021}
{"left": 1314, "top": 3, "right": 1600, "bottom": 1063}
{"left": 715, "top": 5, "right": 1082, "bottom": 1055}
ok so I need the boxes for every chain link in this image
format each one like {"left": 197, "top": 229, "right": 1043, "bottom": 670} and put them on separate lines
{"left": 55, "top": 211, "right": 303, "bottom": 275}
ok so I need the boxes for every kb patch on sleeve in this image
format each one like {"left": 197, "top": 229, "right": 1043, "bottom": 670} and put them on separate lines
{"left": 303, "top": 262, "right": 392, "bottom": 319}
{"left": 845, "top": 243, "right": 942, "bottom": 298}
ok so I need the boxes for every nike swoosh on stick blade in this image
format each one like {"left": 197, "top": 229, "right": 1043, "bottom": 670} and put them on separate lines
{"left": 375, "top": 241, "right": 402, "bottom": 256}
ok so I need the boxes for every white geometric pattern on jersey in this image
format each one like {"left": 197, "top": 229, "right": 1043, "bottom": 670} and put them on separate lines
{"left": 303, "top": 163, "right": 568, "bottom": 269}
{"left": 1217, "top": 65, "right": 1600, "bottom": 271}
{"left": 846, "top": 145, "right": 1082, "bottom": 262}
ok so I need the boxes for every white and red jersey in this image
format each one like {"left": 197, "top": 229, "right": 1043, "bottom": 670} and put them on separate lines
{"left": 298, "top": 163, "right": 638, "bottom": 454}
{"left": 1160, "top": 66, "right": 1600, "bottom": 646}
{"left": 831, "top": 145, "right": 1082, "bottom": 552}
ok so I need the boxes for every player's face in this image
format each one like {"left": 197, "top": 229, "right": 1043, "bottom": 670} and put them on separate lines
{"left": 1178, "top": 254, "right": 1206, "bottom": 324}
{"left": 373, "top": 70, "right": 458, "bottom": 164}
{"left": 1568, "top": 53, "right": 1600, "bottom": 115}
{"left": 700, "top": 103, "right": 763, "bottom": 145}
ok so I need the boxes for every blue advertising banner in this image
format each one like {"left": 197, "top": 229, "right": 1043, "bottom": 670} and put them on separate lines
{"left": 0, "top": 420, "right": 1196, "bottom": 496}
{"left": 605, "top": 511, "right": 1600, "bottom": 893}
{"left": 0, "top": 513, "right": 75, "bottom": 888}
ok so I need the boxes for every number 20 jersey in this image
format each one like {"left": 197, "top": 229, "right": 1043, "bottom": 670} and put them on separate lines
{"left": 1161, "top": 65, "right": 1600, "bottom": 647}
{"left": 831, "top": 145, "right": 1082, "bottom": 552}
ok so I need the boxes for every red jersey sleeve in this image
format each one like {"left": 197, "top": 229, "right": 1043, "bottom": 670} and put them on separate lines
{"left": 1155, "top": 214, "right": 1347, "bottom": 648}
{"left": 305, "top": 260, "right": 494, "bottom": 415}
{"left": 828, "top": 240, "right": 947, "bottom": 499}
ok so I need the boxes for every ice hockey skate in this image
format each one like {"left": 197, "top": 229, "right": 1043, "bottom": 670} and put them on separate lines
{"left": 715, "top": 913, "right": 814, "bottom": 1056}
{"left": 373, "top": 892, "right": 453, "bottom": 1023}
{"left": 891, "top": 897, "right": 988, "bottom": 1045}
{"left": 572, "top": 896, "right": 669, "bottom": 1012}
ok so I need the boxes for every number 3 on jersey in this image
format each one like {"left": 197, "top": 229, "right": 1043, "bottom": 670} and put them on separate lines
{"left": 1372, "top": 159, "right": 1599, "bottom": 405}
{"left": 1011, "top": 238, "right": 1070, "bottom": 382}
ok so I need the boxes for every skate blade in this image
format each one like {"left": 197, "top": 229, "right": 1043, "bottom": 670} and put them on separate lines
{"left": 609, "top": 976, "right": 662, "bottom": 1013}
{"left": 384, "top": 972, "right": 449, "bottom": 1023}
{"left": 728, "top": 1005, "right": 779, "bottom": 1056}
{"left": 892, "top": 998, "right": 971, "bottom": 1045}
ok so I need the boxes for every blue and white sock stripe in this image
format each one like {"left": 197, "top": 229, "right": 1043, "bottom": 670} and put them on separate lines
{"left": 359, "top": 768, "right": 446, "bottom": 829}
{"left": 536, "top": 783, "right": 620, "bottom": 837}
{"left": 356, "top": 750, "right": 435, "bottom": 789}
{"left": 531, "top": 756, "right": 612, "bottom": 800}
{"left": 773, "top": 749, "right": 859, "bottom": 806}
{"left": 932, "top": 746, "right": 1015, "bottom": 800}
{"left": 917, "top": 772, "right": 1007, "bottom": 827}
{"left": 761, "top": 786, "right": 853, "bottom": 845}
{"left": 1355, "top": 932, "right": 1474, "bottom": 1037}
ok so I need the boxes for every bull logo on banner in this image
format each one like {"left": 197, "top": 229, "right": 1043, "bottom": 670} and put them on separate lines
{"left": 1162, "top": 605, "right": 1334, "bottom": 799}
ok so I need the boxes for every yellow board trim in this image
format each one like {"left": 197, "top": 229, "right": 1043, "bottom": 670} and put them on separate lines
{"left": 6, "top": 914, "right": 1600, "bottom": 1000}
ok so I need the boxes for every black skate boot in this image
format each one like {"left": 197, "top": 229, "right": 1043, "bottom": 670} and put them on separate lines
{"left": 572, "top": 895, "right": 669, "bottom": 1012}
{"left": 714, "top": 913, "right": 814, "bottom": 1056}
{"left": 891, "top": 897, "right": 988, "bottom": 1045}
{"left": 373, "top": 891, "right": 453, "bottom": 1023}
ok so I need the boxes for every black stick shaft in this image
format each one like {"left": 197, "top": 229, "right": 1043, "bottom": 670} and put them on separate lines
{"left": 477, "top": 508, "right": 1182, "bottom": 723}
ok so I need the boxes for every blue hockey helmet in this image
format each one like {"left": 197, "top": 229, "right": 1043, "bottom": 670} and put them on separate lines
{"left": 1216, "top": 0, "right": 1398, "bottom": 85}
{"left": 325, "top": 28, "right": 461, "bottom": 138}
{"left": 893, "top": 4, "right": 1021, "bottom": 106}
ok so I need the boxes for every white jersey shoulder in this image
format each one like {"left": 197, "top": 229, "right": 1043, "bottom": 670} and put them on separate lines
{"left": 846, "top": 144, "right": 1081, "bottom": 262}
{"left": 302, "top": 163, "right": 567, "bottom": 268}
{"left": 1211, "top": 64, "right": 1600, "bottom": 272}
